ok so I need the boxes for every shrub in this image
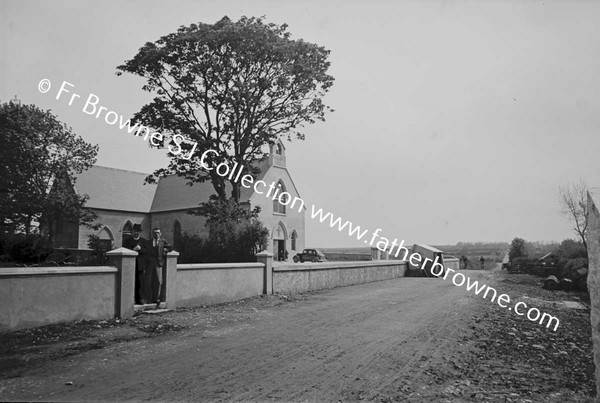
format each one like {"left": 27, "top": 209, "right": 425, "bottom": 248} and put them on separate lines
{"left": 511, "top": 256, "right": 537, "bottom": 268}
{"left": 556, "top": 239, "right": 587, "bottom": 260}
{"left": 176, "top": 219, "right": 269, "bottom": 264}
{"left": 82, "top": 234, "right": 112, "bottom": 265}
{"left": 180, "top": 195, "right": 270, "bottom": 263}
{"left": 176, "top": 233, "right": 206, "bottom": 264}
{"left": 509, "top": 237, "right": 528, "bottom": 262}
{"left": 0, "top": 232, "right": 52, "bottom": 263}
{"left": 230, "top": 220, "right": 269, "bottom": 261}
{"left": 559, "top": 257, "right": 588, "bottom": 278}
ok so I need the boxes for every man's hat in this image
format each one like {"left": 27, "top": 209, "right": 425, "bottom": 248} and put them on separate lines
{"left": 133, "top": 223, "right": 142, "bottom": 231}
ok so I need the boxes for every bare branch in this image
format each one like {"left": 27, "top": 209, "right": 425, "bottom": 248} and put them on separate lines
{"left": 559, "top": 180, "right": 589, "bottom": 249}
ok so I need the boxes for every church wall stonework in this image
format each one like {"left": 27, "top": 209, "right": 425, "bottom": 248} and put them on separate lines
{"left": 249, "top": 165, "right": 306, "bottom": 258}
{"left": 150, "top": 210, "right": 208, "bottom": 243}
{"left": 78, "top": 210, "right": 149, "bottom": 249}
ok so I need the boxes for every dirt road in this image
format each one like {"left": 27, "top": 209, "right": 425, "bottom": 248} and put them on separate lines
{"left": 2, "top": 270, "right": 594, "bottom": 402}
{"left": 1, "top": 275, "right": 478, "bottom": 401}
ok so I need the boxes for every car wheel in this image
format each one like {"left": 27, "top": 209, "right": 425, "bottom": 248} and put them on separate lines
{"left": 293, "top": 256, "right": 299, "bottom": 263}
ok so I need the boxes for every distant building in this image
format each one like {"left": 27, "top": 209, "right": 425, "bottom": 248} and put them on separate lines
{"left": 539, "top": 252, "right": 558, "bottom": 265}
{"left": 52, "top": 141, "right": 305, "bottom": 260}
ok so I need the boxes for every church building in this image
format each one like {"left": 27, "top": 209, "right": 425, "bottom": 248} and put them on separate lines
{"left": 53, "top": 141, "right": 305, "bottom": 261}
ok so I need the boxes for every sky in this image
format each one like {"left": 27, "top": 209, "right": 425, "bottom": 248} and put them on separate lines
{"left": 2, "top": 0, "right": 599, "bottom": 248}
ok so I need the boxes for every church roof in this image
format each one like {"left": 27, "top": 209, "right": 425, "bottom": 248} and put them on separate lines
{"left": 74, "top": 166, "right": 157, "bottom": 213}
{"left": 148, "top": 158, "right": 278, "bottom": 212}
{"left": 75, "top": 141, "right": 299, "bottom": 213}
{"left": 75, "top": 164, "right": 260, "bottom": 213}
{"left": 149, "top": 169, "right": 258, "bottom": 212}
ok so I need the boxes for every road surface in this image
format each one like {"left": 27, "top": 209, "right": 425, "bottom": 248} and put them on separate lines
{"left": 1, "top": 274, "right": 481, "bottom": 401}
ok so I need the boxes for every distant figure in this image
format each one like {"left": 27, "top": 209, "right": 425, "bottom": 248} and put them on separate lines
{"left": 480, "top": 256, "right": 485, "bottom": 270}
{"left": 461, "top": 255, "right": 469, "bottom": 270}
{"left": 122, "top": 223, "right": 150, "bottom": 304}
{"left": 148, "top": 227, "right": 172, "bottom": 307}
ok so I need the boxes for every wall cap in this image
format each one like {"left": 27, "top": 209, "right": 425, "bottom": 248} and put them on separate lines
{"left": 177, "top": 263, "right": 265, "bottom": 270}
{"left": 106, "top": 247, "right": 138, "bottom": 256}
{"left": 0, "top": 266, "right": 118, "bottom": 277}
{"left": 273, "top": 260, "right": 408, "bottom": 272}
{"left": 256, "top": 251, "right": 274, "bottom": 257}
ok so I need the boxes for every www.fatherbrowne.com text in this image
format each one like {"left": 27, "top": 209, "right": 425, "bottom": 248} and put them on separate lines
{"left": 40, "top": 78, "right": 560, "bottom": 332}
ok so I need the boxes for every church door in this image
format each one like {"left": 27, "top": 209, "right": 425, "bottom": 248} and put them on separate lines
{"left": 277, "top": 240, "right": 285, "bottom": 261}
{"left": 273, "top": 223, "right": 287, "bottom": 261}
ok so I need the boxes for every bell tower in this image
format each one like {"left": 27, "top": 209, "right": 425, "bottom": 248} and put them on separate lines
{"left": 268, "top": 139, "right": 286, "bottom": 168}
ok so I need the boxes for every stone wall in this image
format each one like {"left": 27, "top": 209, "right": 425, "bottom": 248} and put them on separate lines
{"left": 175, "top": 263, "right": 265, "bottom": 307}
{"left": 273, "top": 260, "right": 408, "bottom": 294}
{"left": 0, "top": 252, "right": 412, "bottom": 332}
{"left": 0, "top": 266, "right": 118, "bottom": 331}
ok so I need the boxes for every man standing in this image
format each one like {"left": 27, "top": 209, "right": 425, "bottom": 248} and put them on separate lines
{"left": 122, "top": 223, "right": 150, "bottom": 304}
{"left": 460, "top": 255, "right": 469, "bottom": 270}
{"left": 149, "top": 227, "right": 172, "bottom": 307}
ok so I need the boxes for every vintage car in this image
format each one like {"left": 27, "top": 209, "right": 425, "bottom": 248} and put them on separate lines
{"left": 292, "top": 249, "right": 327, "bottom": 263}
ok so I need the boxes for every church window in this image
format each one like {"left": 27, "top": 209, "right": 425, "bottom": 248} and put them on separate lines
{"left": 273, "top": 181, "right": 287, "bottom": 214}
{"left": 98, "top": 226, "right": 114, "bottom": 250}
{"left": 122, "top": 221, "right": 133, "bottom": 245}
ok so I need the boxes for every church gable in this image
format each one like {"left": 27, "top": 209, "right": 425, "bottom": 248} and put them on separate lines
{"left": 73, "top": 139, "right": 304, "bottom": 258}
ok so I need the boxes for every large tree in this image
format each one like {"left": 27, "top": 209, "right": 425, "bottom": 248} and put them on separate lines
{"left": 0, "top": 99, "right": 99, "bottom": 241}
{"left": 117, "top": 16, "right": 334, "bottom": 202}
{"left": 556, "top": 238, "right": 587, "bottom": 260}
{"left": 508, "top": 237, "right": 527, "bottom": 262}
{"left": 559, "top": 181, "right": 589, "bottom": 250}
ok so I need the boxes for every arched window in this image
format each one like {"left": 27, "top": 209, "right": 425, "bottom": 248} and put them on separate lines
{"left": 276, "top": 143, "right": 283, "bottom": 155}
{"left": 273, "top": 181, "right": 287, "bottom": 214}
{"left": 97, "top": 226, "right": 114, "bottom": 250}
{"left": 291, "top": 230, "right": 298, "bottom": 251}
{"left": 122, "top": 221, "right": 133, "bottom": 245}
{"left": 173, "top": 220, "right": 182, "bottom": 250}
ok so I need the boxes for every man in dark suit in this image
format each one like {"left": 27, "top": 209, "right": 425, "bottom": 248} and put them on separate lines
{"left": 122, "top": 223, "right": 151, "bottom": 304}
{"left": 149, "top": 227, "right": 172, "bottom": 306}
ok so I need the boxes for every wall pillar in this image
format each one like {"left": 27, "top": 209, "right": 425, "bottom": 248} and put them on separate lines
{"left": 164, "top": 251, "right": 179, "bottom": 309}
{"left": 256, "top": 251, "right": 273, "bottom": 295}
{"left": 106, "top": 247, "right": 137, "bottom": 319}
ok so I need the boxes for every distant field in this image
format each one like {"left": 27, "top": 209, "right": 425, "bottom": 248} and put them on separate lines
{"left": 433, "top": 244, "right": 508, "bottom": 268}
{"left": 433, "top": 244, "right": 508, "bottom": 255}
{"left": 316, "top": 244, "right": 507, "bottom": 268}
{"left": 455, "top": 255, "right": 500, "bottom": 270}
{"left": 318, "top": 247, "right": 372, "bottom": 254}
{"left": 316, "top": 247, "right": 372, "bottom": 261}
